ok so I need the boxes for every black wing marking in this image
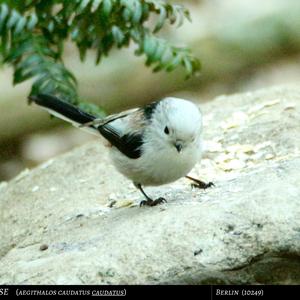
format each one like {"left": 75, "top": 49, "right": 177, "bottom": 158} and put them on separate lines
{"left": 143, "top": 101, "right": 160, "bottom": 120}
{"left": 98, "top": 124, "right": 143, "bottom": 159}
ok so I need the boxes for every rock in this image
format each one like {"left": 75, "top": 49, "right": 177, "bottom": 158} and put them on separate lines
{"left": 0, "top": 86, "right": 300, "bottom": 284}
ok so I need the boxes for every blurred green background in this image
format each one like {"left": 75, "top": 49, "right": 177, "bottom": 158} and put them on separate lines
{"left": 1, "top": 0, "right": 300, "bottom": 181}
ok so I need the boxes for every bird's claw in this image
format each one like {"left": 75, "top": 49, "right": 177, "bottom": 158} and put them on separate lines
{"left": 140, "top": 197, "right": 167, "bottom": 207}
{"left": 191, "top": 181, "right": 215, "bottom": 190}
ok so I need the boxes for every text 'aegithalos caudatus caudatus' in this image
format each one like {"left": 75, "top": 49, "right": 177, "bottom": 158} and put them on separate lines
{"left": 29, "top": 94, "right": 214, "bottom": 207}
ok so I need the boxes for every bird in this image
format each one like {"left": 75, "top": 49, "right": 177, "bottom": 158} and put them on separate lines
{"left": 29, "top": 94, "right": 213, "bottom": 207}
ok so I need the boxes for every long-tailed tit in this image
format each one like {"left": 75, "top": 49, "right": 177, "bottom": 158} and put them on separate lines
{"left": 29, "top": 94, "right": 213, "bottom": 206}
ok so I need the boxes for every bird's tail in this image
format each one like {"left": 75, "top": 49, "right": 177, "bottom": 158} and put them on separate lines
{"left": 29, "top": 94, "right": 99, "bottom": 135}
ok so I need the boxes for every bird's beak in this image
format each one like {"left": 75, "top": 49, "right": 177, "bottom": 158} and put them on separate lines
{"left": 175, "top": 142, "right": 183, "bottom": 153}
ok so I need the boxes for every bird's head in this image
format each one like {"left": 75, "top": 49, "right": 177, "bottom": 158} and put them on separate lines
{"left": 145, "top": 97, "right": 203, "bottom": 153}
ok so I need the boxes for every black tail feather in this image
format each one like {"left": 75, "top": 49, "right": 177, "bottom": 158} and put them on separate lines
{"left": 29, "top": 94, "right": 95, "bottom": 125}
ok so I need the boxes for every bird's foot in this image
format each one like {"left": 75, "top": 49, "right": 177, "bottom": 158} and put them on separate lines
{"left": 186, "top": 175, "right": 214, "bottom": 190}
{"left": 140, "top": 197, "right": 167, "bottom": 207}
{"left": 191, "top": 181, "right": 214, "bottom": 189}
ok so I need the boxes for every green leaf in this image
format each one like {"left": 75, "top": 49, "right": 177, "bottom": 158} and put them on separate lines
{"left": 91, "top": 0, "right": 102, "bottom": 12}
{"left": 183, "top": 56, "right": 192, "bottom": 76}
{"left": 122, "top": 7, "right": 131, "bottom": 21}
{"left": 143, "top": 35, "right": 157, "bottom": 60}
{"left": 141, "top": 3, "right": 149, "bottom": 21}
{"left": 165, "top": 54, "right": 181, "bottom": 72}
{"left": 14, "top": 63, "right": 43, "bottom": 84}
{"left": 26, "top": 13, "right": 38, "bottom": 30}
{"left": 78, "top": 0, "right": 91, "bottom": 13}
{"left": 152, "top": 64, "right": 163, "bottom": 73}
{"left": 79, "top": 44, "right": 87, "bottom": 61}
{"left": 47, "top": 20, "right": 55, "bottom": 32}
{"left": 102, "top": 0, "right": 112, "bottom": 17}
{"left": 0, "top": 4, "right": 9, "bottom": 31}
{"left": 4, "top": 40, "right": 31, "bottom": 63}
{"left": 14, "top": 16, "right": 26, "bottom": 34}
{"left": 132, "top": 1, "right": 142, "bottom": 24}
{"left": 153, "top": 5, "right": 166, "bottom": 33}
{"left": 161, "top": 46, "right": 173, "bottom": 65}
{"left": 151, "top": 40, "right": 166, "bottom": 62}
{"left": 71, "top": 27, "right": 80, "bottom": 40}
{"left": 112, "top": 26, "right": 124, "bottom": 45}
{"left": 6, "top": 9, "right": 20, "bottom": 29}
{"left": 17, "top": 53, "right": 42, "bottom": 69}
{"left": 183, "top": 8, "right": 192, "bottom": 23}
{"left": 95, "top": 47, "right": 102, "bottom": 64}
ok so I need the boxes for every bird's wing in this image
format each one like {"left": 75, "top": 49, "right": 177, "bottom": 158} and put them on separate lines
{"left": 82, "top": 108, "right": 140, "bottom": 127}
{"left": 96, "top": 109, "right": 146, "bottom": 159}
{"left": 98, "top": 124, "right": 144, "bottom": 159}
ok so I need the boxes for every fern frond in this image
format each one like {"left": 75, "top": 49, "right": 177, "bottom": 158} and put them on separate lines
{"left": 4, "top": 34, "right": 78, "bottom": 103}
{"left": 0, "top": 0, "right": 200, "bottom": 112}
{"left": 132, "top": 28, "right": 200, "bottom": 77}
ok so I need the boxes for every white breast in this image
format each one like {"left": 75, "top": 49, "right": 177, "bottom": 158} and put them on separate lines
{"left": 110, "top": 141, "right": 201, "bottom": 186}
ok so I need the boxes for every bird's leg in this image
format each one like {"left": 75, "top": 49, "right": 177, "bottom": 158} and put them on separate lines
{"left": 185, "top": 175, "right": 215, "bottom": 189}
{"left": 136, "top": 184, "right": 167, "bottom": 207}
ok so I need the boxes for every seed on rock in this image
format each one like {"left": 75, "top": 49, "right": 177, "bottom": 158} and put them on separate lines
{"left": 39, "top": 244, "right": 48, "bottom": 251}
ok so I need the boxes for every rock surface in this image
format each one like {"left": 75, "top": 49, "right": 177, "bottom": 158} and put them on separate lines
{"left": 1, "top": 86, "right": 300, "bottom": 284}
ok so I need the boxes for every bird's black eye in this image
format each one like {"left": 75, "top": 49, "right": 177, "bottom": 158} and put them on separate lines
{"left": 164, "top": 126, "right": 170, "bottom": 135}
